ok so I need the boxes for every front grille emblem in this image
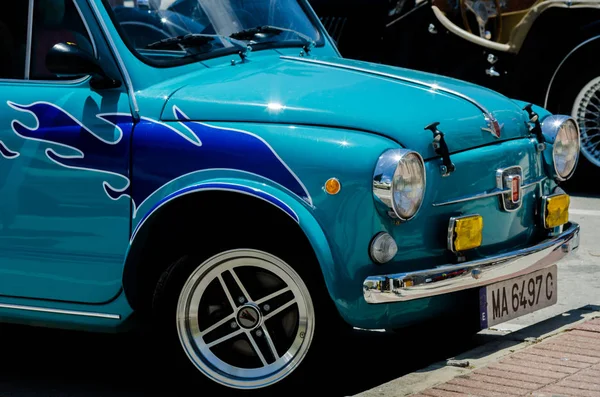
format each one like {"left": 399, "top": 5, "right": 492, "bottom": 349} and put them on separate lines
{"left": 496, "top": 166, "right": 523, "bottom": 212}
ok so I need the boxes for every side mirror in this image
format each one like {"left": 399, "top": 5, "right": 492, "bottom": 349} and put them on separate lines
{"left": 46, "top": 42, "right": 121, "bottom": 89}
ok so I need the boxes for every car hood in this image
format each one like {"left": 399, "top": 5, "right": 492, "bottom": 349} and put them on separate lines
{"left": 161, "top": 55, "right": 530, "bottom": 159}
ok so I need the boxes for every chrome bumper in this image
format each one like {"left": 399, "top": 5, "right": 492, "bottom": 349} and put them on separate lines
{"left": 363, "top": 222, "right": 580, "bottom": 304}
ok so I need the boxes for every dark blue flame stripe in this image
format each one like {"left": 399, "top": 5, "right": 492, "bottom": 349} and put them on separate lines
{"left": 7, "top": 101, "right": 310, "bottom": 222}
{"left": 131, "top": 182, "right": 299, "bottom": 241}
{"left": 0, "top": 141, "right": 19, "bottom": 159}
{"left": 173, "top": 106, "right": 311, "bottom": 204}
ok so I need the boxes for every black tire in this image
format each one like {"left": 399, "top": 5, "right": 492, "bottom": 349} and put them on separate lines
{"left": 149, "top": 230, "right": 351, "bottom": 395}
{"left": 547, "top": 43, "right": 600, "bottom": 194}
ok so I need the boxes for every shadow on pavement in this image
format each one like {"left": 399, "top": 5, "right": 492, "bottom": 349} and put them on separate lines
{"left": 0, "top": 317, "right": 494, "bottom": 397}
{"left": 0, "top": 306, "right": 597, "bottom": 396}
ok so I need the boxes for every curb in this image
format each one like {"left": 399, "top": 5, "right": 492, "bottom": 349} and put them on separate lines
{"left": 354, "top": 306, "right": 600, "bottom": 397}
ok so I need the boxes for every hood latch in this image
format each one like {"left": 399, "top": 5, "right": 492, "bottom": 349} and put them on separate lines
{"left": 426, "top": 122, "right": 456, "bottom": 177}
{"left": 523, "top": 103, "right": 545, "bottom": 147}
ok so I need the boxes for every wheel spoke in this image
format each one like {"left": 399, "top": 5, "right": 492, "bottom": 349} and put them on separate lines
{"left": 205, "top": 327, "right": 244, "bottom": 348}
{"left": 199, "top": 313, "right": 235, "bottom": 337}
{"left": 255, "top": 286, "right": 291, "bottom": 306}
{"left": 261, "top": 325, "right": 280, "bottom": 360}
{"left": 264, "top": 298, "right": 297, "bottom": 321}
{"left": 247, "top": 331, "right": 268, "bottom": 366}
{"left": 230, "top": 269, "right": 252, "bottom": 302}
{"left": 218, "top": 274, "right": 237, "bottom": 310}
{"left": 588, "top": 101, "right": 600, "bottom": 113}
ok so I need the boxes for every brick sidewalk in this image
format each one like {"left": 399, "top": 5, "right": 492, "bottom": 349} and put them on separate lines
{"left": 412, "top": 318, "right": 600, "bottom": 397}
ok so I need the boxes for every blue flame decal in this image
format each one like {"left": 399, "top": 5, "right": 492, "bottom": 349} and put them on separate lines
{"left": 6, "top": 101, "right": 311, "bottom": 219}
{"left": 0, "top": 141, "right": 19, "bottom": 159}
{"left": 7, "top": 101, "right": 132, "bottom": 204}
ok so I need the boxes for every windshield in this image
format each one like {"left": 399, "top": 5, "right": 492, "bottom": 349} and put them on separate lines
{"left": 104, "top": 0, "right": 323, "bottom": 65}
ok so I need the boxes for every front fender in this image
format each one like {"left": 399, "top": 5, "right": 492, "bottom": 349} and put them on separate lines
{"left": 125, "top": 118, "right": 398, "bottom": 324}
{"left": 127, "top": 176, "right": 338, "bottom": 309}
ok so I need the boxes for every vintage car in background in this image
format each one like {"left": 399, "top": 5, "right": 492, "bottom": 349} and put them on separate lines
{"left": 309, "top": 0, "right": 600, "bottom": 182}
{"left": 0, "top": 0, "right": 580, "bottom": 393}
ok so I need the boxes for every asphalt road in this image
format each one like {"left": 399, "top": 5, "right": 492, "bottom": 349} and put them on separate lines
{"left": 0, "top": 187, "right": 597, "bottom": 397}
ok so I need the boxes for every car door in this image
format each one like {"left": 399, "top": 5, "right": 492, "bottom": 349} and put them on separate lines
{"left": 0, "top": 0, "right": 132, "bottom": 303}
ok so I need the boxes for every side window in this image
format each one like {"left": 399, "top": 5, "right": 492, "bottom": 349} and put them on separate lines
{"left": 30, "top": 0, "right": 95, "bottom": 80}
{"left": 0, "top": 2, "right": 29, "bottom": 79}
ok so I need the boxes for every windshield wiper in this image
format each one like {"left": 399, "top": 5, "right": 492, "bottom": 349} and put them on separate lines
{"left": 230, "top": 25, "right": 316, "bottom": 54}
{"left": 146, "top": 33, "right": 250, "bottom": 58}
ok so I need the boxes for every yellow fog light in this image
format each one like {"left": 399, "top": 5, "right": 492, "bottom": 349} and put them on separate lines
{"left": 448, "top": 215, "right": 483, "bottom": 253}
{"left": 544, "top": 194, "right": 570, "bottom": 229}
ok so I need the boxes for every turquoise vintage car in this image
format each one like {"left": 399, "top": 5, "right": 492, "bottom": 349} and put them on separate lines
{"left": 0, "top": 0, "right": 580, "bottom": 392}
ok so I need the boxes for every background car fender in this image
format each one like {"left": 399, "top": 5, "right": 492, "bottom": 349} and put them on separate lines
{"left": 544, "top": 34, "right": 600, "bottom": 109}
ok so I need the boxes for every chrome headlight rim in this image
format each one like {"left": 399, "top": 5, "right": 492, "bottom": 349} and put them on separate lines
{"left": 373, "top": 148, "right": 426, "bottom": 222}
{"left": 542, "top": 115, "right": 581, "bottom": 182}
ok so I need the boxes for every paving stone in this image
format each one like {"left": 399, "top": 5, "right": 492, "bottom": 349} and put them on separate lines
{"left": 510, "top": 352, "right": 590, "bottom": 369}
{"left": 563, "top": 333, "right": 600, "bottom": 346}
{"left": 502, "top": 357, "right": 580, "bottom": 374}
{"left": 573, "top": 322, "right": 600, "bottom": 334}
{"left": 530, "top": 390, "right": 574, "bottom": 397}
{"left": 562, "top": 373, "right": 600, "bottom": 385}
{"left": 474, "top": 367, "right": 555, "bottom": 386}
{"left": 558, "top": 379, "right": 600, "bottom": 392}
{"left": 487, "top": 362, "right": 567, "bottom": 380}
{"left": 421, "top": 389, "right": 474, "bottom": 397}
{"left": 568, "top": 330, "right": 600, "bottom": 340}
{"left": 535, "top": 343, "right": 600, "bottom": 358}
{"left": 527, "top": 346, "right": 600, "bottom": 363}
{"left": 536, "top": 385, "right": 600, "bottom": 397}
{"left": 544, "top": 339, "right": 600, "bottom": 353}
{"left": 435, "top": 382, "right": 520, "bottom": 397}
{"left": 578, "top": 368, "right": 600, "bottom": 379}
{"left": 466, "top": 373, "right": 542, "bottom": 391}
{"left": 447, "top": 377, "right": 530, "bottom": 395}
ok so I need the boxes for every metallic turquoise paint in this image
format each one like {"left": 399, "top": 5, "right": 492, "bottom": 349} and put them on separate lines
{"left": 0, "top": 0, "right": 569, "bottom": 332}
{"left": 0, "top": 79, "right": 131, "bottom": 304}
{"left": 159, "top": 55, "right": 532, "bottom": 158}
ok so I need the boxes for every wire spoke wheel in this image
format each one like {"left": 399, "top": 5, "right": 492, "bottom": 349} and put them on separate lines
{"left": 176, "top": 249, "right": 315, "bottom": 390}
{"left": 573, "top": 76, "right": 600, "bottom": 167}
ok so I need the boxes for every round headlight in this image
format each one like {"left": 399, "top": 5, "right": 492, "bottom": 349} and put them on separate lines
{"left": 553, "top": 119, "right": 580, "bottom": 180}
{"left": 373, "top": 149, "right": 426, "bottom": 221}
{"left": 542, "top": 116, "right": 580, "bottom": 181}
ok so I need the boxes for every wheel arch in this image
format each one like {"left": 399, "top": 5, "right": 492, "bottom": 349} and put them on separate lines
{"left": 121, "top": 180, "right": 337, "bottom": 316}
{"left": 543, "top": 34, "right": 600, "bottom": 110}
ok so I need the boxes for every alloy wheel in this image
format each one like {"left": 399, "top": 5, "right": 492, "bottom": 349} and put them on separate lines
{"left": 573, "top": 76, "right": 600, "bottom": 167}
{"left": 176, "top": 249, "right": 315, "bottom": 390}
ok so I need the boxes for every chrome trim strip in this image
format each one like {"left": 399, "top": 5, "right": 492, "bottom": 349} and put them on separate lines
{"left": 0, "top": 303, "right": 120, "bottom": 319}
{"left": 74, "top": 0, "right": 98, "bottom": 57}
{"left": 25, "top": 0, "right": 35, "bottom": 79}
{"left": 544, "top": 35, "right": 600, "bottom": 108}
{"left": 87, "top": 0, "right": 140, "bottom": 120}
{"left": 432, "top": 176, "right": 546, "bottom": 207}
{"left": 0, "top": 76, "right": 90, "bottom": 85}
{"left": 363, "top": 222, "right": 579, "bottom": 303}
{"left": 280, "top": 55, "right": 500, "bottom": 132}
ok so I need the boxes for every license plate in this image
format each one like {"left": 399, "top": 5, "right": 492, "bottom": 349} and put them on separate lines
{"left": 479, "top": 265, "right": 557, "bottom": 329}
